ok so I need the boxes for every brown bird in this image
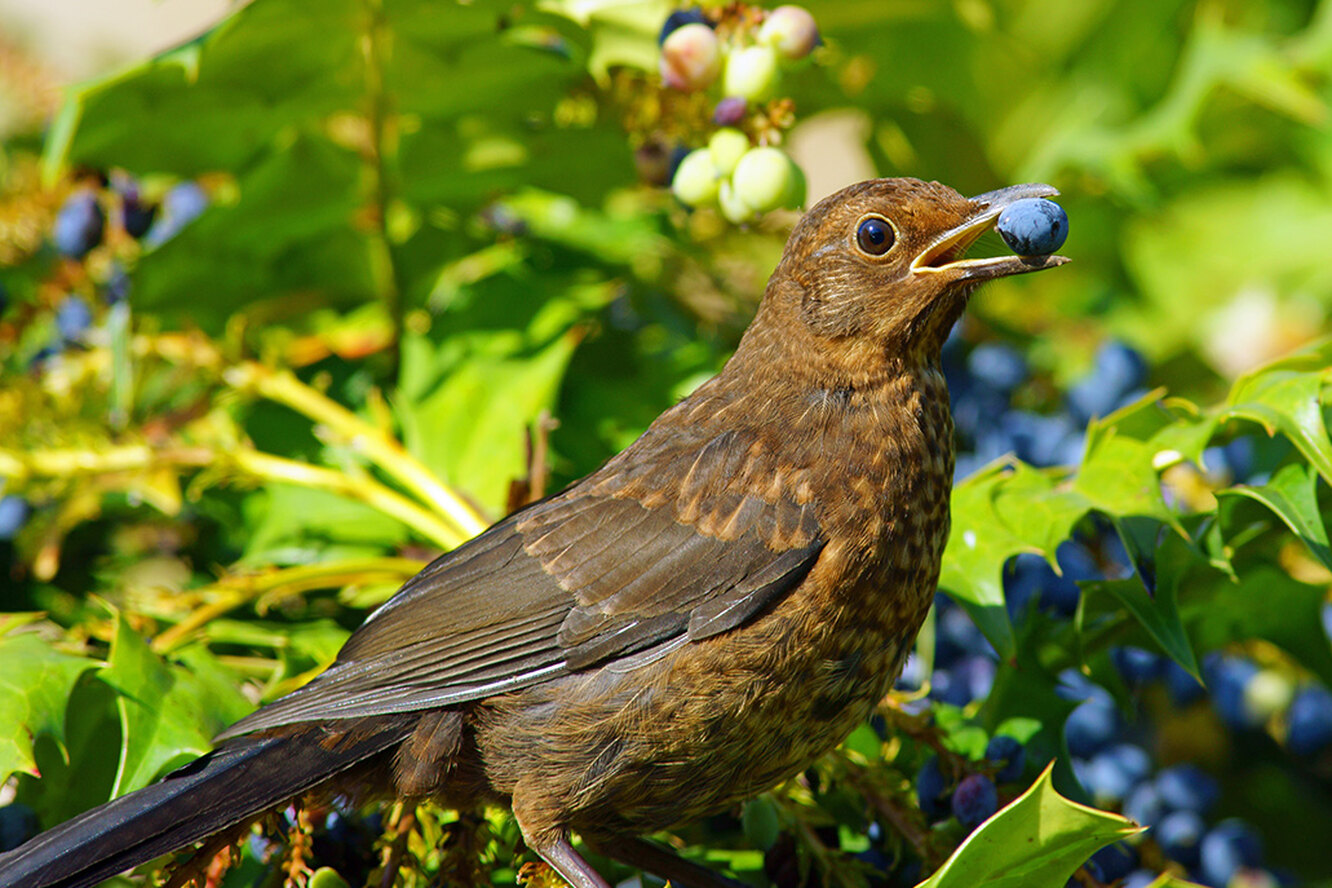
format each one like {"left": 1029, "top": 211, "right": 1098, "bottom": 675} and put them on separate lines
{"left": 0, "top": 178, "right": 1067, "bottom": 888}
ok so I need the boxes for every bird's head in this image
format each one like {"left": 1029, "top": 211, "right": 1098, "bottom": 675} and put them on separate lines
{"left": 758, "top": 177, "right": 1068, "bottom": 364}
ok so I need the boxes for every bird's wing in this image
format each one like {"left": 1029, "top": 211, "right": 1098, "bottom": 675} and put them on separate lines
{"left": 219, "top": 427, "right": 823, "bottom": 738}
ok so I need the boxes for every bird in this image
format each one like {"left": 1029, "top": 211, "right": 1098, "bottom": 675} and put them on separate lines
{"left": 0, "top": 177, "right": 1067, "bottom": 888}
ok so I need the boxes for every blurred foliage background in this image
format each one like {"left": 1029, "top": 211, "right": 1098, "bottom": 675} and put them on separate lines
{"left": 1, "top": 1, "right": 1331, "bottom": 886}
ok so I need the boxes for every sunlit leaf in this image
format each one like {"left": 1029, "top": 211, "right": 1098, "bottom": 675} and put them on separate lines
{"left": 0, "top": 635, "right": 98, "bottom": 783}
{"left": 915, "top": 763, "right": 1141, "bottom": 888}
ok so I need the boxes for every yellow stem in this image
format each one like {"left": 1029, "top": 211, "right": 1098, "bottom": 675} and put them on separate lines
{"left": 223, "top": 362, "right": 490, "bottom": 538}
{"left": 151, "top": 557, "right": 424, "bottom": 653}
{"left": 1, "top": 443, "right": 462, "bottom": 549}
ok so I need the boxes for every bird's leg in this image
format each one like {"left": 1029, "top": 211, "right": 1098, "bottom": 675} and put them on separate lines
{"left": 528, "top": 834, "right": 611, "bottom": 888}
{"left": 589, "top": 835, "right": 746, "bottom": 888}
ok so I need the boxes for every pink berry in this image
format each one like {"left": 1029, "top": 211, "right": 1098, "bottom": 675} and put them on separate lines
{"left": 757, "top": 6, "right": 820, "bottom": 60}
{"left": 659, "top": 23, "right": 722, "bottom": 91}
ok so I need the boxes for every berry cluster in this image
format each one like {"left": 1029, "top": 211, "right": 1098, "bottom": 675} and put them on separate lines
{"left": 947, "top": 338, "right": 1148, "bottom": 482}
{"left": 897, "top": 333, "right": 1332, "bottom": 886}
{"left": 657, "top": 5, "right": 819, "bottom": 221}
{"left": 1, "top": 173, "right": 211, "bottom": 545}
{"left": 915, "top": 732, "right": 1026, "bottom": 832}
{"left": 49, "top": 175, "right": 208, "bottom": 262}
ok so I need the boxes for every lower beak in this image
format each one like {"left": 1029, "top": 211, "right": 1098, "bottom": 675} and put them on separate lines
{"left": 910, "top": 183, "right": 1070, "bottom": 280}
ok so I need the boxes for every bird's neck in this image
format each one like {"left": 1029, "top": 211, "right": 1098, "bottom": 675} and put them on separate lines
{"left": 721, "top": 295, "right": 940, "bottom": 397}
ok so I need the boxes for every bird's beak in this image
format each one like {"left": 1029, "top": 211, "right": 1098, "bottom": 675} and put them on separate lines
{"left": 910, "top": 183, "right": 1070, "bottom": 280}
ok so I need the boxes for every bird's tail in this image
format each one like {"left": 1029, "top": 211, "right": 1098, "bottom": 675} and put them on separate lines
{"left": 0, "top": 719, "right": 410, "bottom": 888}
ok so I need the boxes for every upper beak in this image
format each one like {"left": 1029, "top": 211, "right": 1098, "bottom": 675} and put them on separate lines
{"left": 910, "top": 183, "right": 1070, "bottom": 280}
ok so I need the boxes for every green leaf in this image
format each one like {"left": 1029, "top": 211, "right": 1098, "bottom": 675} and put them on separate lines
{"left": 309, "top": 868, "right": 352, "bottom": 888}
{"left": 241, "top": 483, "right": 410, "bottom": 566}
{"left": 539, "top": 0, "right": 673, "bottom": 83}
{"left": 913, "top": 763, "right": 1142, "bottom": 888}
{"left": 0, "top": 635, "right": 98, "bottom": 784}
{"left": 1187, "top": 566, "right": 1332, "bottom": 689}
{"left": 1074, "top": 423, "right": 1177, "bottom": 527}
{"left": 941, "top": 463, "right": 1087, "bottom": 659}
{"left": 842, "top": 722, "right": 883, "bottom": 762}
{"left": 1093, "top": 577, "right": 1199, "bottom": 680}
{"left": 1217, "top": 462, "right": 1332, "bottom": 572}
{"left": 741, "top": 797, "right": 780, "bottom": 851}
{"left": 98, "top": 614, "right": 252, "bottom": 796}
{"left": 1223, "top": 342, "right": 1332, "bottom": 486}
{"left": 399, "top": 327, "right": 583, "bottom": 514}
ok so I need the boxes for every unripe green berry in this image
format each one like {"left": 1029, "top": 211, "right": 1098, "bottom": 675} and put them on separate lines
{"left": 732, "top": 147, "right": 798, "bottom": 213}
{"left": 719, "top": 179, "right": 758, "bottom": 224}
{"left": 708, "top": 128, "right": 751, "bottom": 177}
{"left": 723, "top": 45, "right": 780, "bottom": 102}
{"left": 671, "top": 149, "right": 721, "bottom": 207}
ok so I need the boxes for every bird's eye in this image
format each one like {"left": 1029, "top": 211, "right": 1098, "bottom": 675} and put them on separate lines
{"left": 855, "top": 217, "right": 895, "bottom": 256}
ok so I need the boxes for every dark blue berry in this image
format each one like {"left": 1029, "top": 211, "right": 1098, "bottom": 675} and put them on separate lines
{"left": 56, "top": 296, "right": 93, "bottom": 341}
{"left": 121, "top": 194, "right": 158, "bottom": 239}
{"left": 1064, "top": 693, "right": 1120, "bottom": 758}
{"left": 0, "top": 496, "right": 29, "bottom": 540}
{"left": 1055, "top": 668, "right": 1098, "bottom": 701}
{"left": 1157, "top": 809, "right": 1205, "bottom": 868}
{"left": 966, "top": 343, "right": 1028, "bottom": 394}
{"left": 1112, "top": 646, "right": 1164, "bottom": 685}
{"left": 951, "top": 774, "right": 998, "bottom": 830}
{"left": 1123, "top": 870, "right": 1159, "bottom": 888}
{"left": 0, "top": 803, "right": 38, "bottom": 852}
{"left": 1001, "top": 410, "right": 1082, "bottom": 468}
{"left": 1091, "top": 843, "right": 1138, "bottom": 883}
{"left": 1081, "top": 744, "right": 1150, "bottom": 804}
{"left": 144, "top": 181, "right": 208, "bottom": 246}
{"left": 1285, "top": 684, "right": 1332, "bottom": 756}
{"left": 1155, "top": 764, "right": 1219, "bottom": 815}
{"left": 1200, "top": 820, "right": 1263, "bottom": 887}
{"left": 954, "top": 655, "right": 996, "bottom": 702}
{"left": 1066, "top": 341, "right": 1148, "bottom": 423}
{"left": 1164, "top": 660, "right": 1207, "bottom": 706}
{"left": 1123, "top": 781, "right": 1165, "bottom": 828}
{"left": 996, "top": 198, "right": 1067, "bottom": 256}
{"left": 659, "top": 8, "right": 712, "bottom": 45}
{"left": 985, "top": 735, "right": 1025, "bottom": 783}
{"left": 929, "top": 668, "right": 971, "bottom": 707}
{"left": 916, "top": 756, "right": 949, "bottom": 821}
{"left": 1205, "top": 653, "right": 1261, "bottom": 729}
{"left": 936, "top": 598, "right": 993, "bottom": 663}
{"left": 52, "top": 189, "right": 105, "bottom": 259}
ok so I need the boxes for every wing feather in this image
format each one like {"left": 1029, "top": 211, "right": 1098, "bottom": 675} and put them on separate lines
{"left": 220, "top": 429, "right": 825, "bottom": 739}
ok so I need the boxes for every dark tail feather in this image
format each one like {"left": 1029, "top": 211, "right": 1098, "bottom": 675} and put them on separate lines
{"left": 0, "top": 721, "right": 408, "bottom": 888}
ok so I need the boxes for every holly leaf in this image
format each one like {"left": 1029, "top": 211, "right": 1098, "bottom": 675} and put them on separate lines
{"left": 941, "top": 463, "right": 1087, "bottom": 659}
{"left": 0, "top": 635, "right": 98, "bottom": 784}
{"left": 99, "top": 614, "right": 251, "bottom": 796}
{"left": 914, "top": 763, "right": 1142, "bottom": 888}
{"left": 1217, "top": 461, "right": 1332, "bottom": 572}
{"left": 1222, "top": 342, "right": 1332, "bottom": 485}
